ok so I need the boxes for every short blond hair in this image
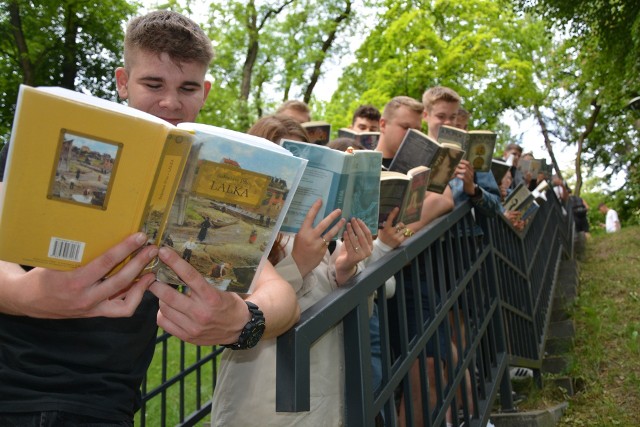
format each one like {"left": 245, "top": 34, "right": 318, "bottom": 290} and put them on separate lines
{"left": 422, "top": 86, "right": 461, "bottom": 112}
{"left": 382, "top": 96, "right": 424, "bottom": 121}
{"left": 276, "top": 100, "right": 310, "bottom": 115}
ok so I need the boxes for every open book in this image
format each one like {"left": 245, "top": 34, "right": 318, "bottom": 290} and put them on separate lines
{"left": 379, "top": 165, "right": 430, "bottom": 227}
{"left": 518, "top": 157, "right": 542, "bottom": 177}
{"left": 337, "top": 128, "right": 381, "bottom": 150}
{"left": 437, "top": 125, "right": 496, "bottom": 172}
{"left": 491, "top": 158, "right": 511, "bottom": 184}
{"left": 279, "top": 139, "right": 382, "bottom": 237}
{"left": 0, "top": 85, "right": 307, "bottom": 293}
{"left": 301, "top": 121, "right": 331, "bottom": 145}
{"left": 388, "top": 128, "right": 465, "bottom": 194}
{"left": 503, "top": 182, "right": 537, "bottom": 220}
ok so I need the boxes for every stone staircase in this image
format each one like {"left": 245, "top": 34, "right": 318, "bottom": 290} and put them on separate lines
{"left": 541, "top": 257, "right": 579, "bottom": 395}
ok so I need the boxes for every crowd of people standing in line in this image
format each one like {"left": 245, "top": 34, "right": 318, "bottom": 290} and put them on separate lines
{"left": 0, "top": 9, "right": 622, "bottom": 427}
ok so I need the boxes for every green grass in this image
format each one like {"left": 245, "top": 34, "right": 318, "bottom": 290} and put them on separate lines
{"left": 135, "top": 334, "right": 220, "bottom": 426}
{"left": 519, "top": 226, "right": 640, "bottom": 425}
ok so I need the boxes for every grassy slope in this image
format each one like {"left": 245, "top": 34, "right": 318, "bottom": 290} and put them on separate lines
{"left": 558, "top": 226, "right": 640, "bottom": 425}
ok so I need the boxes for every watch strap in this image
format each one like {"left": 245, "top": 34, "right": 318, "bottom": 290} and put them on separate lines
{"left": 223, "top": 301, "right": 266, "bottom": 350}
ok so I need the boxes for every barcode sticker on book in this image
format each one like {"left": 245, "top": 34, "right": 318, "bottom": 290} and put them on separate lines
{"left": 48, "top": 237, "right": 85, "bottom": 262}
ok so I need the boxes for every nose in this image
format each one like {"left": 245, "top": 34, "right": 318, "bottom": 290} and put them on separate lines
{"left": 158, "top": 92, "right": 181, "bottom": 110}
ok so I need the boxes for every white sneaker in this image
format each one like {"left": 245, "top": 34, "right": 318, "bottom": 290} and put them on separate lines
{"left": 486, "top": 420, "right": 495, "bottom": 427}
{"left": 509, "top": 367, "right": 533, "bottom": 379}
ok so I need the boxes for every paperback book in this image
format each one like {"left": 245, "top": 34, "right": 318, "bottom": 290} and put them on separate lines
{"left": 388, "top": 128, "right": 465, "bottom": 194}
{"left": 379, "top": 165, "right": 430, "bottom": 227}
{"left": 503, "top": 182, "right": 535, "bottom": 217}
{"left": 301, "top": 121, "right": 331, "bottom": 145}
{"left": 279, "top": 139, "right": 382, "bottom": 237}
{"left": 491, "top": 158, "right": 511, "bottom": 184}
{"left": 436, "top": 125, "right": 496, "bottom": 172}
{"left": 337, "top": 128, "right": 381, "bottom": 150}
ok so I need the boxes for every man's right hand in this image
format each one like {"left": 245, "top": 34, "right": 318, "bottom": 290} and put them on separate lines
{"left": 0, "top": 232, "right": 157, "bottom": 318}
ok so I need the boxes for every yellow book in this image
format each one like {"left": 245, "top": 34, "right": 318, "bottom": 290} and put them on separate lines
{"left": 0, "top": 85, "right": 193, "bottom": 271}
{"left": 0, "top": 86, "right": 308, "bottom": 294}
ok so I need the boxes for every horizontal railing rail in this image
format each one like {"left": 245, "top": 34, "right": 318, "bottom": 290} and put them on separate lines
{"left": 140, "top": 188, "right": 573, "bottom": 426}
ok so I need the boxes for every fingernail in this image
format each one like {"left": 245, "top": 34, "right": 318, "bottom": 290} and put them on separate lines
{"left": 135, "top": 232, "right": 147, "bottom": 245}
{"left": 158, "top": 247, "right": 172, "bottom": 258}
{"left": 148, "top": 247, "right": 159, "bottom": 259}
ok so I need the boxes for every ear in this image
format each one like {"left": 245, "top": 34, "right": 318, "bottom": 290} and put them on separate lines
{"left": 201, "top": 79, "right": 212, "bottom": 105}
{"left": 379, "top": 117, "right": 387, "bottom": 134}
{"left": 115, "top": 67, "right": 129, "bottom": 100}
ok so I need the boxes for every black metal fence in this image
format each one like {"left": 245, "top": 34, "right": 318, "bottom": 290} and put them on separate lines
{"left": 139, "top": 187, "right": 573, "bottom": 426}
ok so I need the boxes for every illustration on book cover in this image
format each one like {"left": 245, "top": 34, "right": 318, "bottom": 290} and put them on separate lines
{"left": 48, "top": 129, "right": 120, "bottom": 210}
{"left": 155, "top": 138, "right": 301, "bottom": 294}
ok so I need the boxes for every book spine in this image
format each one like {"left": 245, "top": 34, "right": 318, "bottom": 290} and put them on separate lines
{"left": 140, "top": 130, "right": 193, "bottom": 245}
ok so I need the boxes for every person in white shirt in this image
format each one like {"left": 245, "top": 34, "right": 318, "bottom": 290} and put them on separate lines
{"left": 599, "top": 202, "right": 621, "bottom": 233}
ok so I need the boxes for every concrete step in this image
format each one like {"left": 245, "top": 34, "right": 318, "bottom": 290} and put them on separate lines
{"left": 542, "top": 355, "right": 571, "bottom": 375}
{"left": 550, "top": 309, "right": 570, "bottom": 323}
{"left": 492, "top": 402, "right": 568, "bottom": 427}
{"left": 547, "top": 319, "right": 575, "bottom": 340}
{"left": 545, "top": 336, "right": 575, "bottom": 355}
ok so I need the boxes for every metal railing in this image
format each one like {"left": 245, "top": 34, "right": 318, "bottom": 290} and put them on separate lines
{"left": 140, "top": 187, "right": 573, "bottom": 426}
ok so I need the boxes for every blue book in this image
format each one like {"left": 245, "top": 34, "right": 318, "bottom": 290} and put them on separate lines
{"left": 279, "top": 139, "right": 382, "bottom": 237}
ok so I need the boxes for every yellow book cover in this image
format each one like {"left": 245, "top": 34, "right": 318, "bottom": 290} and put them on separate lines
{"left": 0, "top": 85, "right": 193, "bottom": 270}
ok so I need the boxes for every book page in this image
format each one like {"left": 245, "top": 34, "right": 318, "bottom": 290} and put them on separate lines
{"left": 341, "top": 151, "right": 382, "bottom": 235}
{"left": 279, "top": 140, "right": 349, "bottom": 235}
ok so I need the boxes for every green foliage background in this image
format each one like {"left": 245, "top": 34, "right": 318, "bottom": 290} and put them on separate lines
{"left": 1, "top": 0, "right": 639, "bottom": 222}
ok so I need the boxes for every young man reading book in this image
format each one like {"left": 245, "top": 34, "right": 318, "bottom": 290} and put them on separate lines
{"left": 503, "top": 142, "right": 524, "bottom": 189}
{"left": 0, "top": 10, "right": 299, "bottom": 426}
{"left": 350, "top": 104, "right": 381, "bottom": 132}
{"left": 374, "top": 95, "right": 455, "bottom": 427}
{"left": 439, "top": 95, "right": 501, "bottom": 426}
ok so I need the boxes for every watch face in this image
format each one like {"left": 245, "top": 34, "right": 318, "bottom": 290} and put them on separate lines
{"left": 224, "top": 301, "right": 266, "bottom": 350}
{"left": 245, "top": 320, "right": 266, "bottom": 349}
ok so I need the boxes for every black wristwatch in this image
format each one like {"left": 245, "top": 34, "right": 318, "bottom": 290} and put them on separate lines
{"left": 224, "top": 301, "right": 266, "bottom": 350}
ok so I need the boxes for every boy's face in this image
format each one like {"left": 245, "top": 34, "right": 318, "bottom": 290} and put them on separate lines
{"left": 379, "top": 106, "right": 422, "bottom": 156}
{"left": 454, "top": 114, "right": 469, "bottom": 130}
{"left": 351, "top": 117, "right": 380, "bottom": 132}
{"left": 504, "top": 148, "right": 521, "bottom": 167}
{"left": 423, "top": 100, "right": 459, "bottom": 140}
{"left": 115, "top": 49, "right": 211, "bottom": 125}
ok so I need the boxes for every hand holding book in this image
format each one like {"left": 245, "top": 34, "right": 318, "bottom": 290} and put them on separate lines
{"left": 290, "top": 199, "right": 345, "bottom": 278}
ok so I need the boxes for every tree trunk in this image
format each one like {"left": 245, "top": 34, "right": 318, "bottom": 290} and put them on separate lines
{"left": 533, "top": 104, "right": 563, "bottom": 181}
{"left": 574, "top": 99, "right": 601, "bottom": 196}
{"left": 240, "top": 2, "right": 259, "bottom": 102}
{"left": 302, "top": 0, "right": 352, "bottom": 103}
{"left": 8, "top": 1, "right": 34, "bottom": 85}
{"left": 61, "top": 4, "right": 79, "bottom": 90}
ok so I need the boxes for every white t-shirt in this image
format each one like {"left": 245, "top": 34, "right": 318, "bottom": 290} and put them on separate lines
{"left": 605, "top": 209, "right": 620, "bottom": 233}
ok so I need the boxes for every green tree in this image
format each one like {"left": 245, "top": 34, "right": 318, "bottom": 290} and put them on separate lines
{"left": 512, "top": 0, "right": 640, "bottom": 207}
{"left": 0, "top": 0, "right": 139, "bottom": 145}
{"left": 324, "top": 0, "right": 548, "bottom": 144}
{"left": 201, "top": 0, "right": 356, "bottom": 131}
